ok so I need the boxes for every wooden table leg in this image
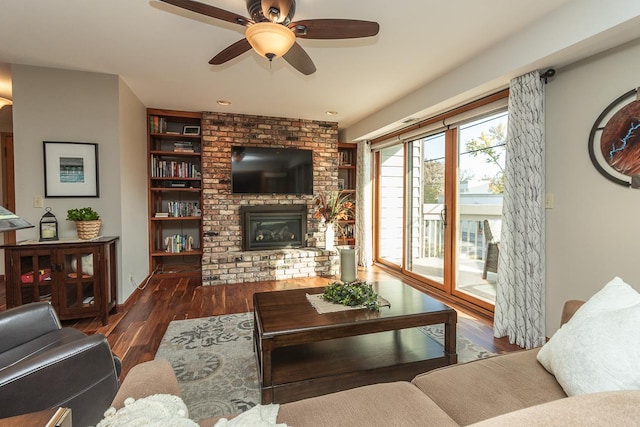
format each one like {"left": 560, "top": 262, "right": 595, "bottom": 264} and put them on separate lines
{"left": 444, "top": 313, "right": 458, "bottom": 364}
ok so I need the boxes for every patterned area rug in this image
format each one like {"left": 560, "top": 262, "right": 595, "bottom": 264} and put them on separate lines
{"left": 419, "top": 324, "right": 495, "bottom": 363}
{"left": 155, "top": 312, "right": 495, "bottom": 421}
{"left": 155, "top": 313, "right": 258, "bottom": 421}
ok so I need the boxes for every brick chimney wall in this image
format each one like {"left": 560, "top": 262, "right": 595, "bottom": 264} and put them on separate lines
{"left": 200, "top": 111, "right": 339, "bottom": 285}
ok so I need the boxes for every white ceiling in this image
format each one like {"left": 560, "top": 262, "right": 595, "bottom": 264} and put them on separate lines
{"left": 0, "top": 0, "right": 637, "bottom": 137}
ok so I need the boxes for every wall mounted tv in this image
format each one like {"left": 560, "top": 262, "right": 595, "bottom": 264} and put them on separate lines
{"left": 231, "top": 146, "right": 314, "bottom": 195}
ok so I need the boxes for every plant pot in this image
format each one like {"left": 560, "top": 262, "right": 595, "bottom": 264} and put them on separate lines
{"left": 75, "top": 220, "right": 102, "bottom": 240}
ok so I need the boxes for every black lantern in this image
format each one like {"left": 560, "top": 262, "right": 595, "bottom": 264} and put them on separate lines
{"left": 39, "top": 207, "right": 59, "bottom": 241}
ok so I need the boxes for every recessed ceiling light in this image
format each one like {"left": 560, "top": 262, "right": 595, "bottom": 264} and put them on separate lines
{"left": 217, "top": 100, "right": 232, "bottom": 106}
{"left": 326, "top": 111, "right": 338, "bottom": 116}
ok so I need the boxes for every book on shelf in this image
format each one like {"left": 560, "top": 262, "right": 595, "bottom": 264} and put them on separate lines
{"left": 150, "top": 157, "right": 200, "bottom": 178}
{"left": 167, "top": 201, "right": 200, "bottom": 217}
{"left": 173, "top": 141, "right": 196, "bottom": 153}
{"left": 339, "top": 150, "right": 353, "bottom": 166}
{"left": 164, "top": 234, "right": 195, "bottom": 253}
{"left": 154, "top": 212, "right": 169, "bottom": 218}
{"left": 149, "top": 116, "right": 167, "bottom": 133}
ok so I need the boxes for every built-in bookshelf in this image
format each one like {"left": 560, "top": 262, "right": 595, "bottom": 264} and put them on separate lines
{"left": 337, "top": 143, "right": 357, "bottom": 246}
{"left": 147, "top": 108, "right": 203, "bottom": 276}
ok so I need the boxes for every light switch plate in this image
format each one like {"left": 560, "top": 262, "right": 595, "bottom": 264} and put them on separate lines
{"left": 545, "top": 193, "right": 554, "bottom": 209}
{"left": 34, "top": 196, "right": 44, "bottom": 208}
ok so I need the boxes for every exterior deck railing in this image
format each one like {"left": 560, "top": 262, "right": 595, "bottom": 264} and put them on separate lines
{"left": 422, "top": 204, "right": 502, "bottom": 260}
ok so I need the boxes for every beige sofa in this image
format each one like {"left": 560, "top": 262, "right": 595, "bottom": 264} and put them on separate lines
{"left": 112, "top": 300, "right": 640, "bottom": 425}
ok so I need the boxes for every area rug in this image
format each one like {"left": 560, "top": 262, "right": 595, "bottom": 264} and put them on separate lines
{"left": 155, "top": 312, "right": 495, "bottom": 421}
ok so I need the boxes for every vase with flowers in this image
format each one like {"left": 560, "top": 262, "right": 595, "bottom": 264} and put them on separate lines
{"left": 312, "top": 191, "right": 354, "bottom": 251}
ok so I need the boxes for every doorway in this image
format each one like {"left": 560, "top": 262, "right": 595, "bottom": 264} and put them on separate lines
{"left": 374, "top": 109, "right": 507, "bottom": 312}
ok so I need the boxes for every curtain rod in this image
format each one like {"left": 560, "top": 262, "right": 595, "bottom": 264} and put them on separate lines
{"left": 369, "top": 89, "right": 509, "bottom": 145}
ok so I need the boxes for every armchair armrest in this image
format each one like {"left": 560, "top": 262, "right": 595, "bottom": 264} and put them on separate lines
{"left": 0, "top": 333, "right": 119, "bottom": 425}
{"left": 560, "top": 300, "right": 585, "bottom": 326}
{"left": 0, "top": 302, "right": 61, "bottom": 354}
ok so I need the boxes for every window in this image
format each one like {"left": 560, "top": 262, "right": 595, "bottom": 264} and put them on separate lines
{"left": 373, "top": 94, "right": 507, "bottom": 311}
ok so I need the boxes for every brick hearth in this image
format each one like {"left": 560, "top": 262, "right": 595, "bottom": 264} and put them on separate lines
{"left": 200, "top": 112, "right": 340, "bottom": 285}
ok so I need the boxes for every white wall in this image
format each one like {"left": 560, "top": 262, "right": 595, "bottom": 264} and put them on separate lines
{"left": 118, "top": 79, "right": 149, "bottom": 299}
{"left": 343, "top": 0, "right": 640, "bottom": 143}
{"left": 545, "top": 39, "right": 640, "bottom": 334}
{"left": 10, "top": 65, "right": 148, "bottom": 304}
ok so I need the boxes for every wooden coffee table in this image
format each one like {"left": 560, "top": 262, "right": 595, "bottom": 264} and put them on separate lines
{"left": 253, "top": 281, "right": 457, "bottom": 404}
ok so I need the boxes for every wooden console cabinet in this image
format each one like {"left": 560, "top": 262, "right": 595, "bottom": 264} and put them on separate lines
{"left": 2, "top": 237, "right": 118, "bottom": 325}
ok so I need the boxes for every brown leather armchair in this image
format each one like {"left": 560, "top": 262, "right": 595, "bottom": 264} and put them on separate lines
{"left": 0, "top": 302, "right": 120, "bottom": 426}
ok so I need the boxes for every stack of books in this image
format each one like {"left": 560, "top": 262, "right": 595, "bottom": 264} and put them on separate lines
{"left": 173, "top": 141, "right": 196, "bottom": 153}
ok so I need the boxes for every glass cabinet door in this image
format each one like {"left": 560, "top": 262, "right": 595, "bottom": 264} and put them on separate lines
{"left": 58, "top": 249, "right": 99, "bottom": 314}
{"left": 16, "top": 250, "right": 54, "bottom": 305}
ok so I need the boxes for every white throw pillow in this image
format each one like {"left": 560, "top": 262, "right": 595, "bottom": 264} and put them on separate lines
{"left": 537, "top": 277, "right": 640, "bottom": 396}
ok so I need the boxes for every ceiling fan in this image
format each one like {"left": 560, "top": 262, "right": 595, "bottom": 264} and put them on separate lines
{"left": 159, "top": 0, "right": 380, "bottom": 75}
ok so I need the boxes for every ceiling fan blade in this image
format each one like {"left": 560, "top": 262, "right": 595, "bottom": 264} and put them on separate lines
{"left": 290, "top": 19, "right": 380, "bottom": 39}
{"left": 209, "top": 39, "right": 252, "bottom": 65}
{"left": 160, "top": 0, "right": 250, "bottom": 26}
{"left": 283, "top": 42, "right": 316, "bottom": 75}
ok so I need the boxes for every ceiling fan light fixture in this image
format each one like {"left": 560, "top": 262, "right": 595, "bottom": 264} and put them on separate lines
{"left": 245, "top": 22, "right": 295, "bottom": 61}
{"left": 0, "top": 97, "right": 12, "bottom": 109}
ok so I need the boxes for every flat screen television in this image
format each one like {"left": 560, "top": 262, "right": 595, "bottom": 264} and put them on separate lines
{"left": 231, "top": 146, "right": 313, "bottom": 195}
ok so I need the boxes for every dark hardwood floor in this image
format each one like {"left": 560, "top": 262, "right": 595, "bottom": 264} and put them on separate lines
{"left": 2, "top": 265, "right": 523, "bottom": 379}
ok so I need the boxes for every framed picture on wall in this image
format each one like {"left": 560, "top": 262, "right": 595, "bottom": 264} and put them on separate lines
{"left": 43, "top": 141, "right": 99, "bottom": 197}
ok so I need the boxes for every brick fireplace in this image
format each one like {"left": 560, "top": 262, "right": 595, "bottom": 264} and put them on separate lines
{"left": 241, "top": 205, "right": 307, "bottom": 251}
{"left": 200, "top": 112, "right": 340, "bottom": 285}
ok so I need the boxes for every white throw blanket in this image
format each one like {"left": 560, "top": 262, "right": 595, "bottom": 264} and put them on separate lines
{"left": 97, "top": 394, "right": 198, "bottom": 426}
{"left": 214, "top": 404, "right": 287, "bottom": 427}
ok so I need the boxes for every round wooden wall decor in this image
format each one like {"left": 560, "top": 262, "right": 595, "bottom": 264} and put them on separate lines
{"left": 588, "top": 88, "right": 640, "bottom": 187}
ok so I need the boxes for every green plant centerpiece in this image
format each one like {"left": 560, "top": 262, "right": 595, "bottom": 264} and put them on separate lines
{"left": 321, "top": 280, "right": 382, "bottom": 311}
{"left": 67, "top": 207, "right": 102, "bottom": 240}
{"left": 66, "top": 207, "right": 100, "bottom": 221}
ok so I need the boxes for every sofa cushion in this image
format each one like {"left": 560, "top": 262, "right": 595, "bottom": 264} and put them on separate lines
{"left": 112, "top": 359, "right": 181, "bottom": 410}
{"left": 468, "top": 390, "right": 640, "bottom": 426}
{"left": 536, "top": 276, "right": 640, "bottom": 396}
{"left": 276, "top": 381, "right": 458, "bottom": 427}
{"left": 412, "top": 348, "right": 566, "bottom": 425}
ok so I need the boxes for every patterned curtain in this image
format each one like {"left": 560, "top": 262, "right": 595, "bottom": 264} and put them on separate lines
{"left": 493, "top": 71, "right": 546, "bottom": 349}
{"left": 356, "top": 140, "right": 373, "bottom": 266}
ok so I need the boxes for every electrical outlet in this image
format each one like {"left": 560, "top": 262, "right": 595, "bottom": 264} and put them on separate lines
{"left": 545, "top": 193, "right": 554, "bottom": 209}
{"left": 34, "top": 196, "right": 44, "bottom": 208}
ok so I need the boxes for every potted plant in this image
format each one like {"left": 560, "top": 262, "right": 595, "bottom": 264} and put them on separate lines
{"left": 321, "top": 280, "right": 383, "bottom": 311}
{"left": 312, "top": 191, "right": 354, "bottom": 251}
{"left": 67, "top": 207, "right": 101, "bottom": 240}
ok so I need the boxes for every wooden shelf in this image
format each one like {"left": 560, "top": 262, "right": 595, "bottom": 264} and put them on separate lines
{"left": 151, "top": 250, "right": 203, "bottom": 257}
{"left": 148, "top": 109, "right": 203, "bottom": 277}
{"left": 271, "top": 329, "right": 445, "bottom": 383}
{"left": 150, "top": 187, "right": 202, "bottom": 192}
{"left": 149, "top": 150, "right": 202, "bottom": 157}
{"left": 149, "top": 132, "right": 201, "bottom": 140}
{"left": 150, "top": 177, "right": 201, "bottom": 181}
{"left": 151, "top": 216, "right": 201, "bottom": 221}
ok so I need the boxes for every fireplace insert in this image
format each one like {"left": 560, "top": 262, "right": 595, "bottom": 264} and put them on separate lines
{"left": 241, "top": 205, "right": 307, "bottom": 251}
